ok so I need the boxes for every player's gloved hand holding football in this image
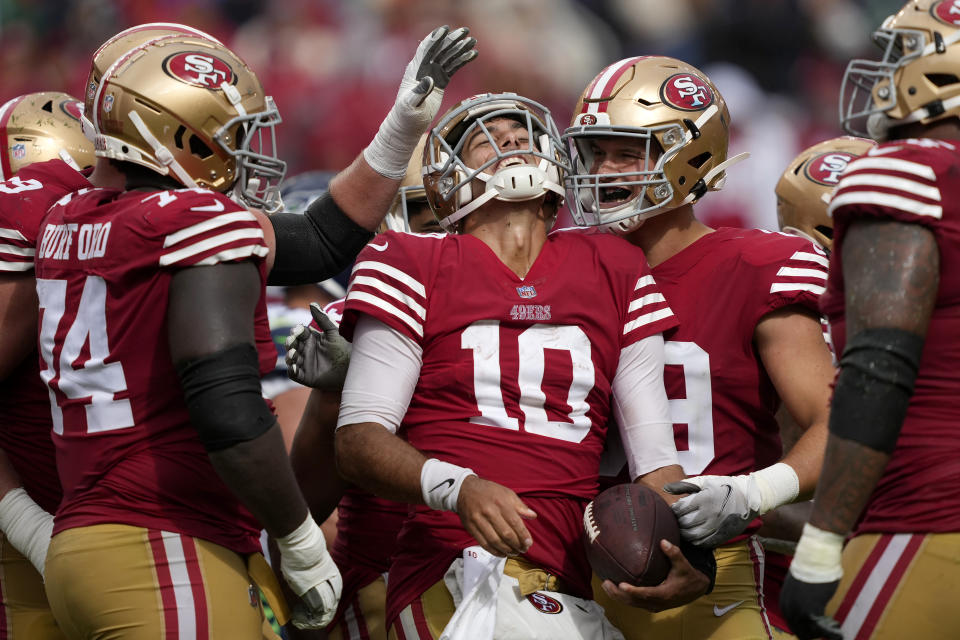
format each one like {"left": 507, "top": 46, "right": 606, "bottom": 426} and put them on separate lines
{"left": 286, "top": 303, "right": 351, "bottom": 391}
{"left": 664, "top": 462, "right": 799, "bottom": 547}
{"left": 275, "top": 514, "right": 343, "bottom": 629}
{"left": 780, "top": 523, "right": 844, "bottom": 640}
{"left": 363, "top": 25, "right": 478, "bottom": 179}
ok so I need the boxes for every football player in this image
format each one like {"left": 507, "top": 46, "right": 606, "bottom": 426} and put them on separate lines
{"left": 563, "top": 57, "right": 836, "bottom": 639}
{"left": 781, "top": 2, "right": 960, "bottom": 639}
{"left": 0, "top": 90, "right": 96, "bottom": 640}
{"left": 36, "top": 25, "right": 475, "bottom": 639}
{"left": 332, "top": 93, "right": 713, "bottom": 640}
{"left": 760, "top": 135, "right": 874, "bottom": 640}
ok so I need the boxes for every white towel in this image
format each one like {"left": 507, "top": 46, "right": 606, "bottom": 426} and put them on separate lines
{"left": 440, "top": 546, "right": 505, "bottom": 640}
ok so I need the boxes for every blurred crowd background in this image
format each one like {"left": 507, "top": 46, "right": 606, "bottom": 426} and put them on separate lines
{"left": 0, "top": 0, "right": 903, "bottom": 231}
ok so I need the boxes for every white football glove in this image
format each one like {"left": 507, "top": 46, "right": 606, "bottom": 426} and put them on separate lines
{"left": 275, "top": 514, "right": 343, "bottom": 630}
{"left": 0, "top": 488, "right": 54, "bottom": 578}
{"left": 665, "top": 462, "right": 799, "bottom": 547}
{"left": 286, "top": 303, "right": 352, "bottom": 391}
{"left": 363, "top": 25, "right": 478, "bottom": 179}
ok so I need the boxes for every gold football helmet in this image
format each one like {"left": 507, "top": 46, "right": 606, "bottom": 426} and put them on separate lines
{"left": 775, "top": 136, "right": 875, "bottom": 252}
{"left": 92, "top": 36, "right": 285, "bottom": 209}
{"left": 84, "top": 23, "right": 222, "bottom": 124}
{"left": 840, "top": 0, "right": 960, "bottom": 138}
{"left": 564, "top": 56, "right": 741, "bottom": 235}
{"left": 0, "top": 91, "right": 94, "bottom": 180}
{"left": 423, "top": 93, "right": 569, "bottom": 232}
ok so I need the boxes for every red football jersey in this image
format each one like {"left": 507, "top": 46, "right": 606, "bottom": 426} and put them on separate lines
{"left": 34, "top": 186, "right": 272, "bottom": 554}
{"left": 822, "top": 139, "right": 960, "bottom": 534}
{"left": 339, "top": 228, "right": 678, "bottom": 622}
{"left": 0, "top": 159, "right": 92, "bottom": 513}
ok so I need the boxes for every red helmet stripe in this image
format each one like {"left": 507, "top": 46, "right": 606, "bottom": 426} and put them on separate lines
{"left": 582, "top": 56, "right": 647, "bottom": 115}
{"left": 0, "top": 95, "right": 26, "bottom": 181}
{"left": 91, "top": 23, "right": 221, "bottom": 60}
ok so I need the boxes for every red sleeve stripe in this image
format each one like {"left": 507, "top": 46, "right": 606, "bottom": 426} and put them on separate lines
{"left": 836, "top": 173, "right": 941, "bottom": 202}
{"left": 843, "top": 156, "right": 936, "bottom": 180}
{"left": 346, "top": 290, "right": 424, "bottom": 338}
{"left": 158, "top": 228, "right": 266, "bottom": 266}
{"left": 162, "top": 211, "right": 257, "bottom": 247}
{"left": 350, "top": 274, "right": 426, "bottom": 320}
{"left": 627, "top": 292, "right": 667, "bottom": 313}
{"left": 351, "top": 260, "right": 426, "bottom": 297}
{"left": 828, "top": 191, "right": 942, "bottom": 219}
{"left": 623, "top": 308, "right": 674, "bottom": 335}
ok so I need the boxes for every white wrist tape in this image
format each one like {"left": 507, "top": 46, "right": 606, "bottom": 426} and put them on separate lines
{"left": 420, "top": 458, "right": 475, "bottom": 513}
{"left": 752, "top": 462, "right": 800, "bottom": 514}
{"left": 274, "top": 513, "right": 331, "bottom": 596}
{"left": 0, "top": 488, "right": 54, "bottom": 577}
{"left": 789, "top": 522, "right": 845, "bottom": 584}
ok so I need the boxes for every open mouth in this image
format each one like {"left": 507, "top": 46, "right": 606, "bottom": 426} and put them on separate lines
{"left": 599, "top": 185, "right": 634, "bottom": 204}
{"left": 495, "top": 157, "right": 527, "bottom": 171}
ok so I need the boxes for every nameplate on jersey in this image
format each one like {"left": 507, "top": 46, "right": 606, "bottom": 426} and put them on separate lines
{"left": 38, "top": 222, "right": 112, "bottom": 261}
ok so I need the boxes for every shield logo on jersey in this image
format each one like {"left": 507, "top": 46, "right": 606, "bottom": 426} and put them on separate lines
{"left": 527, "top": 592, "right": 563, "bottom": 614}
{"left": 516, "top": 285, "right": 537, "bottom": 298}
{"left": 163, "top": 52, "right": 237, "bottom": 89}
{"left": 11, "top": 144, "right": 25, "bottom": 160}
{"left": 931, "top": 0, "right": 960, "bottom": 26}
{"left": 660, "top": 73, "right": 713, "bottom": 111}
{"left": 805, "top": 151, "right": 858, "bottom": 186}
{"left": 60, "top": 99, "right": 84, "bottom": 122}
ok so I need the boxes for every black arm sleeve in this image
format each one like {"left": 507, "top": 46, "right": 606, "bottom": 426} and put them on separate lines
{"left": 268, "top": 192, "right": 375, "bottom": 285}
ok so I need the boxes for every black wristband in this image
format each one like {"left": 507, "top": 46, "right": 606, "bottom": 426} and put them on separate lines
{"left": 830, "top": 328, "right": 924, "bottom": 454}
{"left": 680, "top": 540, "right": 717, "bottom": 594}
{"left": 268, "top": 192, "right": 374, "bottom": 285}
{"left": 175, "top": 343, "right": 278, "bottom": 452}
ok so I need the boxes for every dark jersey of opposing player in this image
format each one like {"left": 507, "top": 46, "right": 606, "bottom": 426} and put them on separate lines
{"left": 822, "top": 139, "right": 960, "bottom": 534}
{"left": 339, "top": 228, "right": 678, "bottom": 623}
{"left": 0, "top": 159, "right": 93, "bottom": 513}
{"left": 34, "top": 186, "right": 272, "bottom": 554}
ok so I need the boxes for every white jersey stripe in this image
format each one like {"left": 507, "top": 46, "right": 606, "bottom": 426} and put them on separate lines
{"left": 0, "top": 244, "right": 34, "bottom": 256}
{"left": 769, "top": 282, "right": 826, "bottom": 296}
{"left": 398, "top": 604, "right": 422, "bottom": 639}
{"left": 0, "top": 228, "right": 27, "bottom": 242}
{"left": 836, "top": 173, "right": 941, "bottom": 201}
{"left": 790, "top": 251, "right": 829, "bottom": 267}
{"left": 161, "top": 531, "right": 198, "bottom": 640}
{"left": 845, "top": 156, "right": 936, "bottom": 180}
{"left": 0, "top": 261, "right": 33, "bottom": 271}
{"left": 351, "top": 275, "right": 427, "bottom": 320}
{"left": 628, "top": 292, "right": 667, "bottom": 313}
{"left": 634, "top": 274, "right": 656, "bottom": 290}
{"left": 829, "top": 191, "right": 942, "bottom": 219}
{"left": 353, "top": 260, "right": 426, "bottom": 297}
{"left": 189, "top": 244, "right": 269, "bottom": 266}
{"left": 775, "top": 266, "right": 827, "bottom": 280}
{"left": 158, "top": 228, "right": 265, "bottom": 265}
{"left": 343, "top": 599, "right": 362, "bottom": 640}
{"left": 347, "top": 291, "right": 423, "bottom": 338}
{"left": 163, "top": 210, "right": 256, "bottom": 247}
{"left": 840, "top": 534, "right": 914, "bottom": 639}
{"left": 623, "top": 308, "right": 673, "bottom": 335}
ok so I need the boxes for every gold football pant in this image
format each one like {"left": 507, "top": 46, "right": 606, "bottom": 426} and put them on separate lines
{"left": 329, "top": 573, "right": 389, "bottom": 640}
{"left": 827, "top": 532, "right": 960, "bottom": 639}
{"left": 0, "top": 533, "right": 65, "bottom": 639}
{"left": 45, "top": 524, "right": 280, "bottom": 640}
{"left": 594, "top": 536, "right": 774, "bottom": 640}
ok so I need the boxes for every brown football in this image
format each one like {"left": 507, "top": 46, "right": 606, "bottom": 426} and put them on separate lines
{"left": 582, "top": 483, "right": 681, "bottom": 586}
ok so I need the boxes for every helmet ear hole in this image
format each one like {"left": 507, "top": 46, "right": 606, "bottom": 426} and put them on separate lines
{"left": 189, "top": 134, "right": 213, "bottom": 160}
{"left": 925, "top": 73, "right": 960, "bottom": 88}
{"left": 174, "top": 126, "right": 186, "bottom": 150}
{"left": 688, "top": 151, "right": 712, "bottom": 169}
{"left": 814, "top": 225, "right": 834, "bottom": 240}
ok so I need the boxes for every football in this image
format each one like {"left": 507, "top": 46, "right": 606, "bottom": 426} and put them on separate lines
{"left": 583, "top": 483, "right": 681, "bottom": 586}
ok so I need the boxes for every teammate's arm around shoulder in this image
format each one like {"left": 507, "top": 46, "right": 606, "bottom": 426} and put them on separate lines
{"left": 167, "top": 262, "right": 341, "bottom": 629}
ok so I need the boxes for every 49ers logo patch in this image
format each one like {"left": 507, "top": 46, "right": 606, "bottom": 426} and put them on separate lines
{"left": 931, "top": 0, "right": 960, "bottom": 26}
{"left": 805, "top": 151, "right": 858, "bottom": 185}
{"left": 163, "top": 52, "right": 236, "bottom": 89}
{"left": 527, "top": 592, "right": 563, "bottom": 614}
{"left": 660, "top": 73, "right": 713, "bottom": 111}
{"left": 60, "top": 99, "right": 84, "bottom": 122}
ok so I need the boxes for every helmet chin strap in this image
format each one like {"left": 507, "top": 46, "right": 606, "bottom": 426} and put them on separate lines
{"left": 679, "top": 152, "right": 750, "bottom": 206}
{"left": 127, "top": 109, "right": 199, "bottom": 188}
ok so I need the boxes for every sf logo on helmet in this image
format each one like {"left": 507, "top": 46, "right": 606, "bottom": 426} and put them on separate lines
{"left": 806, "top": 152, "right": 857, "bottom": 185}
{"left": 932, "top": 0, "right": 960, "bottom": 26}
{"left": 164, "top": 52, "right": 237, "bottom": 89}
{"left": 661, "top": 74, "right": 713, "bottom": 111}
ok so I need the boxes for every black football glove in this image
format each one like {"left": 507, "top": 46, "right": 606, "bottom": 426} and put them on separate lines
{"left": 780, "top": 573, "right": 843, "bottom": 640}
